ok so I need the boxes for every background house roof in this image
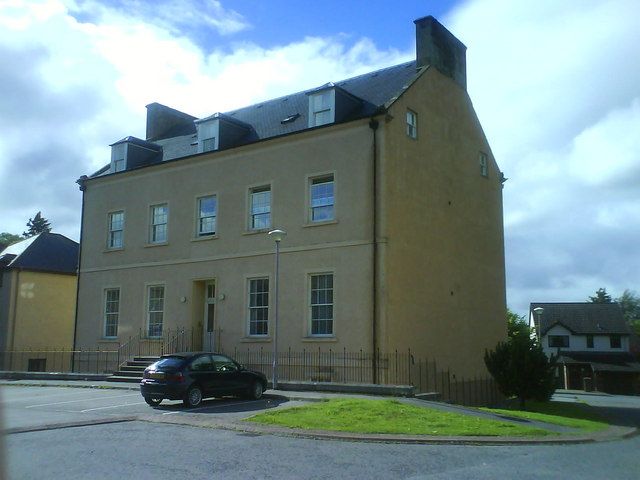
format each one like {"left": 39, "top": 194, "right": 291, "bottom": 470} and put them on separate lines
{"left": 0, "top": 233, "right": 79, "bottom": 275}
{"left": 530, "top": 302, "right": 631, "bottom": 335}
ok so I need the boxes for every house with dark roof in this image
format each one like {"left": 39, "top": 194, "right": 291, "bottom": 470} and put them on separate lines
{"left": 530, "top": 302, "right": 640, "bottom": 394}
{"left": 74, "top": 16, "right": 506, "bottom": 385}
{"left": 0, "top": 233, "right": 79, "bottom": 370}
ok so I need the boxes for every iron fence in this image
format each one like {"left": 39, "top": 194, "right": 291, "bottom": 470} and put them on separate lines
{"left": 0, "top": 338, "right": 501, "bottom": 406}
{"left": 221, "top": 346, "right": 501, "bottom": 407}
{"left": 0, "top": 349, "right": 119, "bottom": 375}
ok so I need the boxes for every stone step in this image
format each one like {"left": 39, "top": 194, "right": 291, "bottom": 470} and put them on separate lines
{"left": 106, "top": 375, "right": 142, "bottom": 383}
{"left": 133, "top": 356, "right": 160, "bottom": 363}
{"left": 120, "top": 365, "right": 148, "bottom": 372}
{"left": 113, "top": 370, "right": 143, "bottom": 378}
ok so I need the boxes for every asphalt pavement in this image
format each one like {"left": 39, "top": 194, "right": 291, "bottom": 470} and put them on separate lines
{"left": 1, "top": 380, "right": 638, "bottom": 444}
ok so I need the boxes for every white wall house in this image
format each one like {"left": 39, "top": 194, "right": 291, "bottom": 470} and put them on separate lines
{"left": 529, "top": 302, "right": 640, "bottom": 394}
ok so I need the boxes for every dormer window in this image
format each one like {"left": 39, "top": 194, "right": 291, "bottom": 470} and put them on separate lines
{"left": 308, "top": 89, "right": 335, "bottom": 127}
{"left": 111, "top": 143, "right": 126, "bottom": 173}
{"left": 195, "top": 118, "right": 219, "bottom": 153}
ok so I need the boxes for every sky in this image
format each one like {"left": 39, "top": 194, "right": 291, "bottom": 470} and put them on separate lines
{"left": 0, "top": 0, "right": 638, "bottom": 316}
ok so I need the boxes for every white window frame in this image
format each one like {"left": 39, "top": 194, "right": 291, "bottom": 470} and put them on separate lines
{"left": 149, "top": 203, "right": 168, "bottom": 244}
{"left": 406, "top": 109, "right": 417, "bottom": 139}
{"left": 247, "top": 277, "right": 269, "bottom": 336}
{"left": 107, "top": 210, "right": 124, "bottom": 249}
{"left": 196, "top": 195, "right": 217, "bottom": 237}
{"left": 610, "top": 334, "right": 622, "bottom": 349}
{"left": 111, "top": 143, "right": 126, "bottom": 173}
{"left": 147, "top": 284, "right": 165, "bottom": 338}
{"left": 249, "top": 185, "right": 271, "bottom": 230}
{"left": 548, "top": 335, "right": 569, "bottom": 348}
{"left": 309, "top": 272, "right": 334, "bottom": 337}
{"left": 104, "top": 287, "right": 120, "bottom": 338}
{"left": 308, "top": 90, "right": 335, "bottom": 127}
{"left": 479, "top": 152, "right": 489, "bottom": 177}
{"left": 196, "top": 119, "right": 219, "bottom": 153}
{"left": 308, "top": 174, "right": 335, "bottom": 223}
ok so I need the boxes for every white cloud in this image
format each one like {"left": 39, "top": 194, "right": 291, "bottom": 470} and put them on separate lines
{"left": 449, "top": 0, "right": 640, "bottom": 314}
{"left": 0, "top": 0, "right": 407, "bottom": 240}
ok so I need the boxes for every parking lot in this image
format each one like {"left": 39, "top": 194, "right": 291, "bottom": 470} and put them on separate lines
{"left": 0, "top": 384, "right": 288, "bottom": 433}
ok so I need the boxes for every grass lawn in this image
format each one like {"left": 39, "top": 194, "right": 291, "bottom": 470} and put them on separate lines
{"left": 247, "top": 399, "right": 554, "bottom": 436}
{"left": 481, "top": 400, "right": 609, "bottom": 433}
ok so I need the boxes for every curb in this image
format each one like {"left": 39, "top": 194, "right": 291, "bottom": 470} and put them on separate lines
{"left": 0, "top": 381, "right": 139, "bottom": 391}
{"left": 139, "top": 414, "right": 638, "bottom": 445}
{"left": 3, "top": 417, "right": 138, "bottom": 435}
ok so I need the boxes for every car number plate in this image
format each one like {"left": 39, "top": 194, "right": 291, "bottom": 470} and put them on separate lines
{"left": 149, "top": 372, "right": 165, "bottom": 380}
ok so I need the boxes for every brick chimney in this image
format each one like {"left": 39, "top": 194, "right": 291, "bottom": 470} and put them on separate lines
{"left": 414, "top": 16, "right": 467, "bottom": 90}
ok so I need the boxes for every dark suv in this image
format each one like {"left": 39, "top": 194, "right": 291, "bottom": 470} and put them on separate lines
{"left": 140, "top": 352, "right": 267, "bottom": 407}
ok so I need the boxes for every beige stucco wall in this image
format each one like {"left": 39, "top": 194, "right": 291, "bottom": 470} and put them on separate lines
{"left": 77, "top": 122, "right": 376, "bottom": 353}
{"left": 379, "top": 67, "right": 507, "bottom": 377}
{"left": 9, "top": 271, "right": 76, "bottom": 350}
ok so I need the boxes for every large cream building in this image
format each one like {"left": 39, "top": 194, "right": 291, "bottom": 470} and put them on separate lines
{"left": 75, "top": 16, "right": 506, "bottom": 380}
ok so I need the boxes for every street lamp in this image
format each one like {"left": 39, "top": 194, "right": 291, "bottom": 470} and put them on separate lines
{"left": 533, "top": 307, "right": 544, "bottom": 341}
{"left": 268, "top": 229, "right": 286, "bottom": 389}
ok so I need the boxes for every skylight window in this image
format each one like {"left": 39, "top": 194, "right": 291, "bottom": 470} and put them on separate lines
{"left": 281, "top": 113, "right": 300, "bottom": 124}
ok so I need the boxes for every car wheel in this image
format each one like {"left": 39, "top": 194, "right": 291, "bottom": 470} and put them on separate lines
{"left": 184, "top": 385, "right": 203, "bottom": 408}
{"left": 144, "top": 396, "right": 162, "bottom": 407}
{"left": 248, "top": 380, "right": 264, "bottom": 400}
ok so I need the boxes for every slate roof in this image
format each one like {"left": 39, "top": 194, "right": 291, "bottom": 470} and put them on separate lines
{"left": 95, "top": 60, "right": 422, "bottom": 170}
{"left": 557, "top": 351, "right": 640, "bottom": 373}
{"left": 530, "top": 302, "right": 631, "bottom": 335}
{"left": 0, "top": 233, "right": 79, "bottom": 275}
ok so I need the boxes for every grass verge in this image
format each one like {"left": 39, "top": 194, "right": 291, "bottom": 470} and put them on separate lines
{"left": 247, "top": 398, "right": 554, "bottom": 436}
{"left": 481, "top": 401, "right": 609, "bottom": 433}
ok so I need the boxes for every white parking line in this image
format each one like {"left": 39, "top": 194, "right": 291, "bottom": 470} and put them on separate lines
{"left": 80, "top": 401, "right": 148, "bottom": 412}
{"left": 25, "top": 393, "right": 140, "bottom": 408}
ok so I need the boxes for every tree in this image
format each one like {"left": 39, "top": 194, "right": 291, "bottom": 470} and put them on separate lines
{"left": 0, "top": 232, "right": 22, "bottom": 251}
{"left": 484, "top": 334, "right": 557, "bottom": 409}
{"left": 23, "top": 212, "right": 51, "bottom": 237}
{"left": 507, "top": 308, "right": 531, "bottom": 339}
{"left": 588, "top": 287, "right": 612, "bottom": 304}
{"left": 617, "top": 289, "right": 640, "bottom": 335}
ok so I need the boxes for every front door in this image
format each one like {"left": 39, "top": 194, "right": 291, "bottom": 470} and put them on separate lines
{"left": 203, "top": 281, "right": 216, "bottom": 351}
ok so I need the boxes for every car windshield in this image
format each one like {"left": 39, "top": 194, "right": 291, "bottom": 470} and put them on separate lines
{"left": 152, "top": 357, "right": 186, "bottom": 369}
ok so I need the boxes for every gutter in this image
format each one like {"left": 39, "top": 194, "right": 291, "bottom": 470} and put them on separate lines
{"left": 369, "top": 117, "right": 380, "bottom": 384}
{"left": 71, "top": 176, "right": 88, "bottom": 370}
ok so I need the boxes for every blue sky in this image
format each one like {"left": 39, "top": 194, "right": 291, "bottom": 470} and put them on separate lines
{"left": 0, "top": 0, "right": 639, "bottom": 315}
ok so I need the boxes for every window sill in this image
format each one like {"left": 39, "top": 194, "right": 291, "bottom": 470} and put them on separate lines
{"left": 240, "top": 336, "right": 272, "bottom": 343}
{"left": 242, "top": 228, "right": 271, "bottom": 236}
{"left": 303, "top": 219, "right": 338, "bottom": 228}
{"left": 103, "top": 247, "right": 124, "bottom": 253}
{"left": 302, "top": 336, "right": 337, "bottom": 342}
{"left": 144, "top": 242, "right": 169, "bottom": 248}
{"left": 191, "top": 235, "right": 218, "bottom": 242}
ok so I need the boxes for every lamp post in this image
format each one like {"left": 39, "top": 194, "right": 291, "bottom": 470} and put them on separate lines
{"left": 268, "top": 229, "right": 286, "bottom": 389}
{"left": 533, "top": 307, "right": 544, "bottom": 341}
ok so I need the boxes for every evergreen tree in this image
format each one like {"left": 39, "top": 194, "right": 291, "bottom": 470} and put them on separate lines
{"left": 23, "top": 211, "right": 52, "bottom": 237}
{"left": 588, "top": 287, "right": 612, "bottom": 304}
{"left": 617, "top": 289, "right": 640, "bottom": 335}
{"left": 507, "top": 308, "right": 531, "bottom": 338}
{"left": 0, "top": 232, "right": 22, "bottom": 251}
{"left": 484, "top": 334, "right": 557, "bottom": 409}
